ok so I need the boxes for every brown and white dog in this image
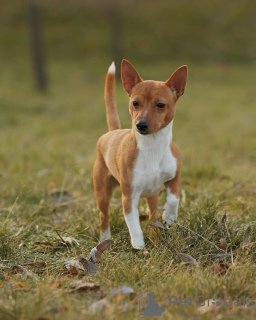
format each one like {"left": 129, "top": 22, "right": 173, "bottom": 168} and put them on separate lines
{"left": 93, "top": 60, "right": 187, "bottom": 249}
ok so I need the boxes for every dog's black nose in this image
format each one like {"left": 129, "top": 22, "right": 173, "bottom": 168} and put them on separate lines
{"left": 136, "top": 120, "right": 149, "bottom": 133}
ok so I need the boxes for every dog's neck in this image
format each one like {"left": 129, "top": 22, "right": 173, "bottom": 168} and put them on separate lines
{"left": 135, "top": 120, "right": 173, "bottom": 154}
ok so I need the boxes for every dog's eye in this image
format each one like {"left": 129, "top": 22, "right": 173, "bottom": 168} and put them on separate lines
{"left": 156, "top": 103, "right": 166, "bottom": 109}
{"left": 132, "top": 101, "right": 140, "bottom": 108}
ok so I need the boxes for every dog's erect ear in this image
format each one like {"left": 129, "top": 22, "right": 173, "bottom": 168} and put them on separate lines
{"left": 121, "top": 60, "right": 143, "bottom": 95}
{"left": 165, "top": 66, "right": 188, "bottom": 99}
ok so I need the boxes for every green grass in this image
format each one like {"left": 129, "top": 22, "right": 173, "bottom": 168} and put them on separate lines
{"left": 0, "top": 58, "right": 256, "bottom": 319}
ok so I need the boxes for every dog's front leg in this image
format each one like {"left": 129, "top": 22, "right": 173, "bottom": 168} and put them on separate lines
{"left": 122, "top": 192, "right": 145, "bottom": 249}
{"left": 162, "top": 170, "right": 181, "bottom": 227}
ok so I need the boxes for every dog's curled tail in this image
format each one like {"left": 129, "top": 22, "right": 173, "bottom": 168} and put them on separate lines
{"left": 105, "top": 62, "right": 121, "bottom": 131}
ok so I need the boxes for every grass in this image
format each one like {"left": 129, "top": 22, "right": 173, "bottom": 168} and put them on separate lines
{"left": 0, "top": 57, "right": 256, "bottom": 320}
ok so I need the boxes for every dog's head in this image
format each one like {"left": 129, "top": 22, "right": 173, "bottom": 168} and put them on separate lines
{"left": 121, "top": 60, "right": 187, "bottom": 135}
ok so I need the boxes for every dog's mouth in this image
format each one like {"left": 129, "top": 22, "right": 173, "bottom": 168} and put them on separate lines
{"left": 137, "top": 129, "right": 149, "bottom": 135}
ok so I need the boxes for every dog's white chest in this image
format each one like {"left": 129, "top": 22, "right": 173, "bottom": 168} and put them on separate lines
{"left": 132, "top": 122, "right": 177, "bottom": 198}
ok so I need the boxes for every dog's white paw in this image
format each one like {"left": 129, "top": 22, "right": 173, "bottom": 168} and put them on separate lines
{"left": 131, "top": 232, "right": 145, "bottom": 250}
{"left": 162, "top": 210, "right": 177, "bottom": 227}
{"left": 162, "top": 192, "right": 179, "bottom": 227}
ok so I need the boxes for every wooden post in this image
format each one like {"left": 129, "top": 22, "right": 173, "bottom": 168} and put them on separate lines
{"left": 28, "top": 3, "right": 47, "bottom": 91}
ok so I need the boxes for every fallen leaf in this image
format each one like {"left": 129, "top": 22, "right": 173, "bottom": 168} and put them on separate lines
{"left": 61, "top": 237, "right": 80, "bottom": 247}
{"left": 210, "top": 263, "right": 231, "bottom": 275}
{"left": 90, "top": 240, "right": 111, "bottom": 263}
{"left": 64, "top": 259, "right": 85, "bottom": 273}
{"left": 88, "top": 285, "right": 134, "bottom": 314}
{"left": 11, "top": 265, "right": 38, "bottom": 280}
{"left": 88, "top": 297, "right": 110, "bottom": 313}
{"left": 79, "top": 256, "right": 98, "bottom": 274}
{"left": 67, "top": 280, "right": 100, "bottom": 293}
{"left": 150, "top": 221, "right": 167, "bottom": 230}
{"left": 0, "top": 280, "right": 28, "bottom": 289}
{"left": 220, "top": 238, "right": 227, "bottom": 251}
{"left": 207, "top": 253, "right": 230, "bottom": 260}
{"left": 177, "top": 253, "right": 199, "bottom": 267}
{"left": 109, "top": 285, "right": 135, "bottom": 299}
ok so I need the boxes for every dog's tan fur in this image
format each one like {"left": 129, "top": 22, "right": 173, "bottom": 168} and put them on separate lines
{"left": 93, "top": 60, "right": 187, "bottom": 249}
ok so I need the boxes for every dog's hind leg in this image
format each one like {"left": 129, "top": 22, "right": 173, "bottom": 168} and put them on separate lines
{"left": 145, "top": 194, "right": 160, "bottom": 222}
{"left": 93, "top": 157, "right": 118, "bottom": 241}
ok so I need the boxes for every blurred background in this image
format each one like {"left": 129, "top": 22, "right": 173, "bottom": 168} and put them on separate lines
{"left": 0, "top": 0, "right": 256, "bottom": 201}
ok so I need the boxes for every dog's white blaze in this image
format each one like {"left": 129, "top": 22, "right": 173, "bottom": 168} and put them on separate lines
{"left": 142, "top": 109, "right": 148, "bottom": 118}
{"left": 132, "top": 121, "right": 177, "bottom": 198}
{"left": 99, "top": 225, "right": 111, "bottom": 241}
{"left": 108, "top": 61, "right": 116, "bottom": 74}
{"left": 162, "top": 187, "right": 179, "bottom": 225}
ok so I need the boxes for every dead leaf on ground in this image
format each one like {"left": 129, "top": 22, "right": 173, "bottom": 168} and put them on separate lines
{"left": 150, "top": 221, "right": 167, "bottom": 230}
{"left": 88, "top": 297, "right": 110, "bottom": 313}
{"left": 109, "top": 285, "right": 135, "bottom": 299}
{"left": 207, "top": 253, "right": 230, "bottom": 260}
{"left": 79, "top": 256, "right": 98, "bottom": 274}
{"left": 90, "top": 240, "right": 111, "bottom": 263}
{"left": 220, "top": 238, "right": 227, "bottom": 251}
{"left": 210, "top": 263, "right": 231, "bottom": 275}
{"left": 0, "top": 280, "right": 28, "bottom": 289}
{"left": 11, "top": 265, "right": 38, "bottom": 280}
{"left": 64, "top": 259, "right": 85, "bottom": 273}
{"left": 60, "top": 237, "right": 80, "bottom": 247}
{"left": 66, "top": 280, "right": 100, "bottom": 293}
{"left": 177, "top": 253, "right": 199, "bottom": 267}
{"left": 88, "top": 285, "right": 134, "bottom": 314}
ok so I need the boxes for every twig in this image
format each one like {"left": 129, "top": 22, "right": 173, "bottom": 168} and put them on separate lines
{"left": 55, "top": 229, "right": 66, "bottom": 244}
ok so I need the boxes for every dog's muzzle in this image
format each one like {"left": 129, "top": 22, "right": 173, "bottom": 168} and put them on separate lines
{"left": 136, "top": 120, "right": 149, "bottom": 135}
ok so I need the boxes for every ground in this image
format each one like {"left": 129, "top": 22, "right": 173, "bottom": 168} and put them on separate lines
{"left": 0, "top": 58, "right": 256, "bottom": 319}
